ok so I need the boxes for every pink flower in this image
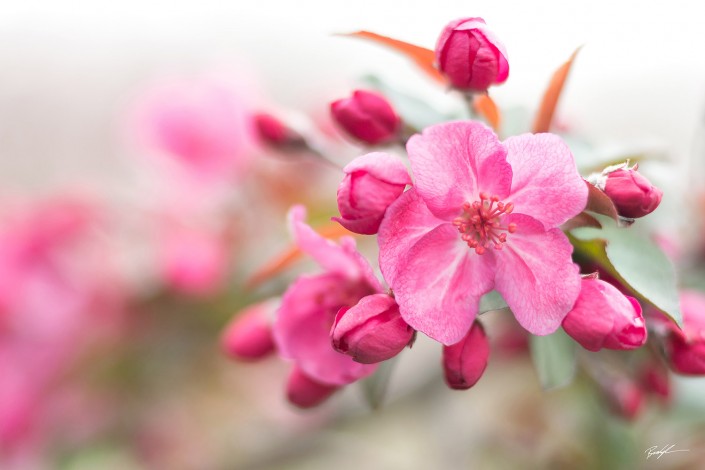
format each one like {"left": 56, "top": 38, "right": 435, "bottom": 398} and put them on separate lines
{"left": 661, "top": 291, "right": 705, "bottom": 375}
{"left": 159, "top": 227, "right": 230, "bottom": 297}
{"left": 272, "top": 206, "right": 383, "bottom": 387}
{"left": 602, "top": 166, "right": 662, "bottom": 218}
{"left": 253, "top": 112, "right": 305, "bottom": 150}
{"left": 331, "top": 293, "right": 414, "bottom": 364}
{"left": 442, "top": 321, "right": 489, "bottom": 390}
{"left": 562, "top": 278, "right": 647, "bottom": 351}
{"left": 286, "top": 367, "right": 340, "bottom": 409}
{"left": 435, "top": 18, "right": 509, "bottom": 92}
{"left": 333, "top": 152, "right": 411, "bottom": 235}
{"left": 221, "top": 300, "right": 277, "bottom": 361}
{"left": 378, "top": 121, "right": 587, "bottom": 345}
{"left": 330, "top": 90, "right": 401, "bottom": 145}
{"left": 132, "top": 76, "right": 253, "bottom": 182}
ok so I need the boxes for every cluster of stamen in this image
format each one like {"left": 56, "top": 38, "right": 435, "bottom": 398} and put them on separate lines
{"left": 452, "top": 192, "right": 517, "bottom": 255}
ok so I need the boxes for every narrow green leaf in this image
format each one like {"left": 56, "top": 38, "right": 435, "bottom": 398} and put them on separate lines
{"left": 571, "top": 215, "right": 682, "bottom": 326}
{"left": 359, "top": 356, "right": 397, "bottom": 409}
{"left": 530, "top": 329, "right": 577, "bottom": 390}
{"left": 360, "top": 75, "right": 459, "bottom": 130}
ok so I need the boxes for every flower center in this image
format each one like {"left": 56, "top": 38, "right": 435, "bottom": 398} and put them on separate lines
{"left": 452, "top": 192, "right": 517, "bottom": 255}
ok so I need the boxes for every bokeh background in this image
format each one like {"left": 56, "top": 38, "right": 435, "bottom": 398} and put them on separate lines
{"left": 2, "top": 1, "right": 705, "bottom": 469}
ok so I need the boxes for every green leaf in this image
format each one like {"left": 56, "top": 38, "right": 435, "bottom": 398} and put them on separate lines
{"left": 359, "top": 356, "right": 397, "bottom": 409}
{"left": 478, "top": 290, "right": 508, "bottom": 314}
{"left": 360, "top": 75, "right": 459, "bottom": 130}
{"left": 571, "top": 215, "right": 682, "bottom": 326}
{"left": 530, "top": 329, "right": 577, "bottom": 390}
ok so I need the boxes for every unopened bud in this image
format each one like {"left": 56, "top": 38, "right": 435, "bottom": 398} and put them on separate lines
{"left": 330, "top": 90, "right": 401, "bottom": 145}
{"left": 442, "top": 321, "right": 489, "bottom": 390}
{"left": 286, "top": 367, "right": 339, "bottom": 409}
{"left": 331, "top": 294, "right": 414, "bottom": 364}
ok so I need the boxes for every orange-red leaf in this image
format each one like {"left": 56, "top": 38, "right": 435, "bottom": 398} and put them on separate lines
{"left": 342, "top": 31, "right": 445, "bottom": 84}
{"left": 246, "top": 222, "right": 355, "bottom": 288}
{"left": 473, "top": 94, "right": 501, "bottom": 132}
{"left": 532, "top": 47, "right": 581, "bottom": 133}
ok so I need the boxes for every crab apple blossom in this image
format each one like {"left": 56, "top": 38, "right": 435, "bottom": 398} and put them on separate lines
{"left": 562, "top": 278, "right": 647, "bottom": 352}
{"left": 221, "top": 300, "right": 277, "bottom": 361}
{"left": 272, "top": 206, "right": 383, "bottom": 388}
{"left": 330, "top": 90, "right": 401, "bottom": 145}
{"left": 435, "top": 18, "right": 509, "bottom": 92}
{"left": 660, "top": 291, "right": 705, "bottom": 375}
{"left": 286, "top": 367, "right": 340, "bottom": 409}
{"left": 378, "top": 121, "right": 587, "bottom": 345}
{"left": 253, "top": 112, "right": 306, "bottom": 150}
{"left": 333, "top": 152, "right": 411, "bottom": 235}
{"left": 331, "top": 293, "right": 414, "bottom": 364}
{"left": 602, "top": 166, "right": 663, "bottom": 218}
{"left": 443, "top": 321, "right": 489, "bottom": 390}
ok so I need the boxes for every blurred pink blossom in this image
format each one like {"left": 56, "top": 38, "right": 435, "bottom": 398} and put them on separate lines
{"left": 0, "top": 197, "right": 126, "bottom": 457}
{"left": 130, "top": 76, "right": 254, "bottom": 184}
{"left": 158, "top": 225, "right": 231, "bottom": 297}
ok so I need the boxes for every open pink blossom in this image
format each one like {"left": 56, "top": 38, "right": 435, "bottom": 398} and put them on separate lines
{"left": 378, "top": 121, "right": 587, "bottom": 345}
{"left": 272, "top": 206, "right": 382, "bottom": 386}
{"left": 159, "top": 226, "right": 230, "bottom": 297}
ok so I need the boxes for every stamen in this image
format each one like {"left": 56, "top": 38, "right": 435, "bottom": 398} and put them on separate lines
{"left": 454, "top": 194, "right": 518, "bottom": 255}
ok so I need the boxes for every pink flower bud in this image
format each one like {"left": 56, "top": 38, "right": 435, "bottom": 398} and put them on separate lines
{"left": 603, "top": 378, "right": 645, "bottom": 421}
{"left": 331, "top": 294, "right": 414, "bottom": 364}
{"left": 332, "top": 153, "right": 411, "bottom": 235}
{"left": 562, "top": 278, "right": 647, "bottom": 351}
{"left": 330, "top": 90, "right": 401, "bottom": 145}
{"left": 663, "top": 291, "right": 705, "bottom": 375}
{"left": 639, "top": 361, "right": 671, "bottom": 403}
{"left": 253, "top": 112, "right": 305, "bottom": 150}
{"left": 286, "top": 367, "right": 339, "bottom": 408}
{"left": 603, "top": 168, "right": 663, "bottom": 218}
{"left": 442, "top": 321, "right": 489, "bottom": 390}
{"left": 221, "top": 301, "right": 276, "bottom": 361}
{"left": 435, "top": 17, "right": 509, "bottom": 92}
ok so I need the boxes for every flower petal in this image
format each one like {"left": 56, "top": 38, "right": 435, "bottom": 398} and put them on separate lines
{"left": 504, "top": 133, "right": 587, "bottom": 228}
{"left": 393, "top": 223, "right": 495, "bottom": 345}
{"left": 342, "top": 152, "right": 411, "bottom": 185}
{"left": 378, "top": 188, "right": 445, "bottom": 287}
{"left": 406, "top": 121, "right": 512, "bottom": 220}
{"left": 288, "top": 205, "right": 362, "bottom": 280}
{"left": 493, "top": 214, "right": 581, "bottom": 335}
{"left": 272, "top": 273, "right": 377, "bottom": 385}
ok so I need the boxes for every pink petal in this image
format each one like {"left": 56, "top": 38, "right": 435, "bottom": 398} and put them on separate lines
{"left": 406, "top": 121, "right": 512, "bottom": 220}
{"left": 272, "top": 273, "right": 377, "bottom": 386}
{"left": 342, "top": 152, "right": 411, "bottom": 185}
{"left": 378, "top": 188, "right": 446, "bottom": 287}
{"left": 493, "top": 214, "right": 581, "bottom": 335}
{"left": 392, "top": 223, "right": 495, "bottom": 345}
{"left": 288, "top": 205, "right": 362, "bottom": 280}
{"left": 286, "top": 367, "right": 340, "bottom": 408}
{"left": 504, "top": 133, "right": 587, "bottom": 228}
